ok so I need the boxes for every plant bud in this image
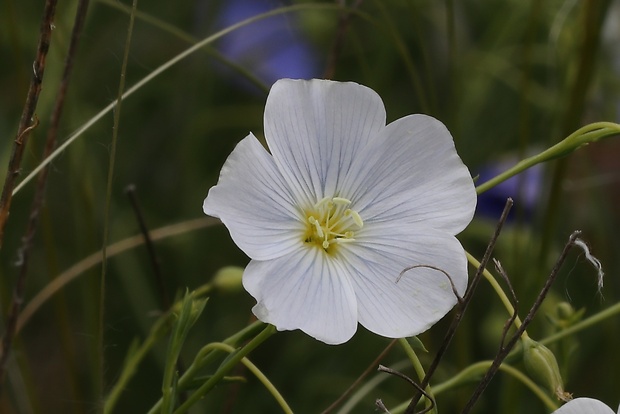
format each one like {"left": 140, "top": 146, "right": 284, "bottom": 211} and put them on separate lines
{"left": 213, "top": 266, "right": 244, "bottom": 293}
{"left": 522, "top": 336, "right": 569, "bottom": 401}
{"left": 556, "top": 302, "right": 575, "bottom": 321}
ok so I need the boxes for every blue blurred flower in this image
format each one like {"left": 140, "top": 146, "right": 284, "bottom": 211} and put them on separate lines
{"left": 476, "top": 157, "right": 544, "bottom": 221}
{"left": 215, "top": 0, "right": 320, "bottom": 88}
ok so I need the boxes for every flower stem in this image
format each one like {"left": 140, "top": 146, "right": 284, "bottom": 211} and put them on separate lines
{"left": 475, "top": 122, "right": 620, "bottom": 195}
{"left": 541, "top": 301, "right": 620, "bottom": 346}
{"left": 398, "top": 338, "right": 436, "bottom": 414}
{"left": 389, "top": 361, "right": 559, "bottom": 413}
{"left": 465, "top": 252, "right": 528, "bottom": 339}
{"left": 206, "top": 343, "right": 293, "bottom": 414}
{"left": 173, "top": 324, "right": 276, "bottom": 413}
{"left": 146, "top": 320, "right": 266, "bottom": 413}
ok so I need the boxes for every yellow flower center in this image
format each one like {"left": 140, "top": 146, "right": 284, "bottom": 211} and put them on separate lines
{"left": 303, "top": 197, "right": 364, "bottom": 253}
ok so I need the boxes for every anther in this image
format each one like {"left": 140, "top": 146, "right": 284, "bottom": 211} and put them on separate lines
{"left": 309, "top": 216, "right": 324, "bottom": 238}
{"left": 343, "top": 209, "right": 364, "bottom": 227}
{"left": 332, "top": 197, "right": 351, "bottom": 205}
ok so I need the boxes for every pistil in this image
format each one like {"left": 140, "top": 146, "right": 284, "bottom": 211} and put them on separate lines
{"left": 304, "top": 196, "right": 363, "bottom": 252}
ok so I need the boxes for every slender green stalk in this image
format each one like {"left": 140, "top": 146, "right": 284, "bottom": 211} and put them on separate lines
{"left": 161, "top": 294, "right": 206, "bottom": 413}
{"left": 17, "top": 218, "right": 216, "bottom": 334}
{"left": 372, "top": 0, "right": 430, "bottom": 113}
{"left": 13, "top": 3, "right": 365, "bottom": 197}
{"left": 95, "top": 0, "right": 270, "bottom": 93}
{"left": 538, "top": 0, "right": 611, "bottom": 281}
{"left": 98, "top": 0, "right": 137, "bottom": 408}
{"left": 465, "top": 252, "right": 528, "bottom": 338}
{"left": 475, "top": 122, "right": 620, "bottom": 195}
{"left": 104, "top": 284, "right": 214, "bottom": 413}
{"left": 104, "top": 329, "right": 164, "bottom": 413}
{"left": 336, "top": 360, "right": 410, "bottom": 414}
{"left": 389, "top": 361, "right": 558, "bottom": 413}
{"left": 146, "top": 321, "right": 267, "bottom": 414}
{"left": 398, "top": 338, "right": 436, "bottom": 414}
{"left": 541, "top": 301, "right": 620, "bottom": 346}
{"left": 172, "top": 325, "right": 276, "bottom": 413}
{"left": 205, "top": 343, "right": 293, "bottom": 414}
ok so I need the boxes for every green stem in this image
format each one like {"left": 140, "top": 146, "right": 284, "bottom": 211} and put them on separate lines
{"left": 104, "top": 285, "right": 213, "bottom": 413}
{"left": 98, "top": 0, "right": 138, "bottom": 405}
{"left": 390, "top": 361, "right": 558, "bottom": 414}
{"left": 465, "top": 252, "right": 529, "bottom": 339}
{"left": 173, "top": 325, "right": 276, "bottom": 413}
{"left": 337, "top": 360, "right": 410, "bottom": 414}
{"left": 94, "top": 0, "right": 270, "bottom": 94}
{"left": 541, "top": 301, "right": 620, "bottom": 346}
{"left": 398, "top": 338, "right": 436, "bottom": 414}
{"left": 206, "top": 343, "right": 293, "bottom": 414}
{"left": 13, "top": 3, "right": 369, "bottom": 197}
{"left": 475, "top": 122, "right": 620, "bottom": 195}
{"left": 389, "top": 361, "right": 558, "bottom": 413}
{"left": 104, "top": 331, "right": 161, "bottom": 413}
{"left": 146, "top": 321, "right": 268, "bottom": 414}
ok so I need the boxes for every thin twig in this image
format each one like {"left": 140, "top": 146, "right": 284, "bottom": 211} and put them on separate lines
{"left": 323, "top": 0, "right": 363, "bottom": 79}
{"left": 493, "top": 259, "right": 519, "bottom": 349}
{"left": 403, "top": 198, "right": 513, "bottom": 414}
{"left": 98, "top": 0, "right": 138, "bottom": 406}
{"left": 460, "top": 231, "right": 582, "bottom": 414}
{"left": 378, "top": 365, "right": 435, "bottom": 414}
{"left": 0, "top": 0, "right": 89, "bottom": 391}
{"left": 124, "top": 184, "right": 186, "bottom": 404}
{"left": 376, "top": 398, "right": 391, "bottom": 413}
{"left": 0, "top": 0, "right": 58, "bottom": 249}
{"left": 320, "top": 339, "right": 397, "bottom": 414}
{"left": 398, "top": 264, "right": 463, "bottom": 306}
{"left": 124, "top": 185, "right": 170, "bottom": 310}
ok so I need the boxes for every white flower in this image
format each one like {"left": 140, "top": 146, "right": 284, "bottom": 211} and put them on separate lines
{"left": 552, "top": 398, "right": 620, "bottom": 414}
{"left": 203, "top": 79, "right": 476, "bottom": 344}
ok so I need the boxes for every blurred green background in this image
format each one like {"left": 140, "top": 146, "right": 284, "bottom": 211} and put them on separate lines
{"left": 1, "top": 0, "right": 620, "bottom": 412}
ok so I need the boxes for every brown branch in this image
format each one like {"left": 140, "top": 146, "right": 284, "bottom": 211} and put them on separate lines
{"left": 323, "top": 0, "right": 363, "bottom": 79}
{"left": 378, "top": 365, "right": 435, "bottom": 414}
{"left": 0, "top": 0, "right": 90, "bottom": 391}
{"left": 403, "top": 198, "right": 513, "bottom": 414}
{"left": 320, "top": 339, "right": 397, "bottom": 414}
{"left": 0, "top": 0, "right": 58, "bottom": 250}
{"left": 124, "top": 184, "right": 170, "bottom": 310}
{"left": 460, "top": 231, "right": 582, "bottom": 414}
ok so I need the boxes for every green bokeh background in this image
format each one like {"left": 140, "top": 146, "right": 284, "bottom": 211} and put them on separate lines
{"left": 1, "top": 0, "right": 620, "bottom": 412}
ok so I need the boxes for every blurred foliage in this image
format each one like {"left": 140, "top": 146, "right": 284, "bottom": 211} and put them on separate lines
{"left": 1, "top": 0, "right": 620, "bottom": 413}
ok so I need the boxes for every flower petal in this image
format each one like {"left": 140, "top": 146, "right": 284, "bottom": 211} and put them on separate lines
{"left": 243, "top": 247, "right": 358, "bottom": 345}
{"left": 264, "top": 79, "right": 386, "bottom": 207}
{"left": 341, "top": 114, "right": 476, "bottom": 234}
{"left": 340, "top": 224, "right": 468, "bottom": 338}
{"left": 203, "top": 134, "right": 304, "bottom": 260}
{"left": 552, "top": 398, "right": 615, "bottom": 414}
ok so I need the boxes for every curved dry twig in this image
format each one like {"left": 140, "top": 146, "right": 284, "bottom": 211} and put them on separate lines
{"left": 377, "top": 365, "right": 435, "bottom": 414}
{"left": 460, "top": 231, "right": 582, "bottom": 414}
{"left": 404, "top": 198, "right": 514, "bottom": 414}
{"left": 398, "top": 264, "right": 463, "bottom": 305}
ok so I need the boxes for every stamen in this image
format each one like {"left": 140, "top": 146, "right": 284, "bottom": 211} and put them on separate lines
{"left": 314, "top": 197, "right": 331, "bottom": 209}
{"left": 308, "top": 216, "right": 324, "bottom": 238}
{"left": 349, "top": 210, "right": 364, "bottom": 227}
{"left": 304, "top": 196, "right": 363, "bottom": 252}
{"left": 332, "top": 237, "right": 355, "bottom": 244}
{"left": 332, "top": 197, "right": 351, "bottom": 205}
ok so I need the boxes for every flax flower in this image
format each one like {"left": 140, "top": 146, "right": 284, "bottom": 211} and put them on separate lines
{"left": 203, "top": 79, "right": 476, "bottom": 344}
{"left": 552, "top": 398, "right": 619, "bottom": 414}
